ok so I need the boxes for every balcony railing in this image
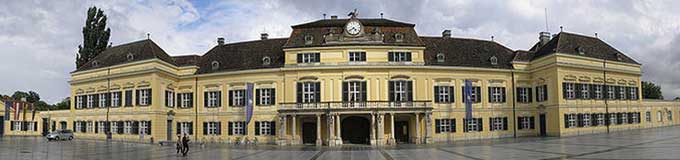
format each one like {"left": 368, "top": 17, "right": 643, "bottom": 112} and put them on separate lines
{"left": 279, "top": 101, "right": 432, "bottom": 110}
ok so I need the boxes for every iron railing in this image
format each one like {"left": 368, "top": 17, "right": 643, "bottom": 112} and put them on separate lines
{"left": 279, "top": 101, "right": 432, "bottom": 110}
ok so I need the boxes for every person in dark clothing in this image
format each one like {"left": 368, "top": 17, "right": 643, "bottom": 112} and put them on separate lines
{"left": 176, "top": 135, "right": 182, "bottom": 154}
{"left": 181, "top": 134, "right": 190, "bottom": 156}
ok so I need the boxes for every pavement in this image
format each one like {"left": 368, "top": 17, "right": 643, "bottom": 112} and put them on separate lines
{"left": 2, "top": 126, "right": 680, "bottom": 160}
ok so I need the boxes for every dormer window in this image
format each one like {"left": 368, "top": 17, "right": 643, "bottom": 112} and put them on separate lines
{"left": 304, "top": 35, "right": 313, "bottom": 45}
{"left": 576, "top": 47, "right": 586, "bottom": 55}
{"left": 262, "top": 56, "right": 271, "bottom": 65}
{"left": 92, "top": 60, "right": 99, "bottom": 67}
{"left": 490, "top": 56, "right": 498, "bottom": 65}
{"left": 616, "top": 53, "right": 623, "bottom": 61}
{"left": 126, "top": 53, "right": 134, "bottom": 61}
{"left": 211, "top": 61, "right": 220, "bottom": 70}
{"left": 394, "top": 33, "right": 404, "bottom": 42}
{"left": 436, "top": 53, "right": 445, "bottom": 63}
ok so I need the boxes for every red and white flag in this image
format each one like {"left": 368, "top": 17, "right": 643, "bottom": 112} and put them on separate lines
{"left": 13, "top": 102, "right": 21, "bottom": 121}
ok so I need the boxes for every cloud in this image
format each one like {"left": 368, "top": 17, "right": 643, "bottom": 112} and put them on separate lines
{"left": 0, "top": 0, "right": 679, "bottom": 103}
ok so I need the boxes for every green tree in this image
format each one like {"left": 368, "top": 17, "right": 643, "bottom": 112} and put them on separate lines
{"left": 76, "top": 6, "right": 111, "bottom": 68}
{"left": 641, "top": 81, "right": 664, "bottom": 100}
{"left": 675, "top": 97, "right": 680, "bottom": 101}
{"left": 11, "top": 91, "right": 29, "bottom": 101}
{"left": 53, "top": 97, "right": 71, "bottom": 110}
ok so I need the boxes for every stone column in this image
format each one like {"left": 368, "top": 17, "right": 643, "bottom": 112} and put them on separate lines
{"left": 292, "top": 115, "right": 297, "bottom": 144}
{"left": 425, "top": 112, "right": 433, "bottom": 144}
{"left": 278, "top": 115, "right": 287, "bottom": 145}
{"left": 316, "top": 114, "right": 322, "bottom": 146}
{"left": 327, "top": 114, "right": 335, "bottom": 146}
{"left": 335, "top": 114, "right": 342, "bottom": 145}
{"left": 414, "top": 113, "right": 420, "bottom": 144}
{"left": 377, "top": 113, "right": 385, "bottom": 145}
{"left": 390, "top": 113, "right": 396, "bottom": 145}
{"left": 370, "top": 113, "right": 376, "bottom": 145}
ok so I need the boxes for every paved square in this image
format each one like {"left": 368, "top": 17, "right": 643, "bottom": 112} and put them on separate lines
{"left": 2, "top": 126, "right": 680, "bottom": 160}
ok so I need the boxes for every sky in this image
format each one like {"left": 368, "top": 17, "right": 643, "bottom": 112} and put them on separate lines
{"left": 0, "top": 0, "right": 679, "bottom": 104}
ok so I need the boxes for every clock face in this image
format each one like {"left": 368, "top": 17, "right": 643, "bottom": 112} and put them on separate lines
{"left": 346, "top": 21, "right": 361, "bottom": 35}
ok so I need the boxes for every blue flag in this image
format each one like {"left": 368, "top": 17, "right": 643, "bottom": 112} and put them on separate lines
{"left": 245, "top": 83, "right": 254, "bottom": 125}
{"left": 4, "top": 101, "right": 10, "bottom": 120}
{"left": 464, "top": 80, "right": 473, "bottom": 119}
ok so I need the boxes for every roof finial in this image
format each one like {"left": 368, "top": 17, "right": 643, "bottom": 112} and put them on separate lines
{"left": 491, "top": 36, "right": 495, "bottom": 41}
{"left": 559, "top": 26, "right": 563, "bottom": 32}
{"left": 380, "top": 12, "right": 384, "bottom": 19}
{"left": 595, "top": 32, "right": 599, "bottom": 38}
{"left": 146, "top": 33, "right": 150, "bottom": 39}
{"left": 323, "top": 13, "right": 326, "bottom": 19}
{"left": 348, "top": 9, "right": 358, "bottom": 18}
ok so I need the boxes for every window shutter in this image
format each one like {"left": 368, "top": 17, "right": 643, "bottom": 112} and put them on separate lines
{"left": 314, "top": 82, "right": 321, "bottom": 103}
{"left": 577, "top": 114, "right": 583, "bottom": 127}
{"left": 434, "top": 86, "right": 440, "bottom": 103}
{"left": 515, "top": 88, "right": 521, "bottom": 102}
{"left": 407, "top": 81, "right": 413, "bottom": 101}
{"left": 133, "top": 121, "right": 139, "bottom": 134}
{"left": 255, "top": 89, "right": 261, "bottom": 105}
{"left": 126, "top": 90, "right": 133, "bottom": 106}
{"left": 202, "top": 122, "right": 208, "bottom": 135}
{"left": 227, "top": 91, "right": 233, "bottom": 106}
{"left": 529, "top": 117, "right": 535, "bottom": 129}
{"left": 614, "top": 86, "right": 620, "bottom": 99}
{"left": 205, "top": 92, "right": 209, "bottom": 107}
{"left": 489, "top": 118, "right": 494, "bottom": 131}
{"left": 342, "top": 82, "right": 348, "bottom": 102}
{"left": 388, "top": 81, "right": 395, "bottom": 102}
{"left": 435, "top": 119, "right": 441, "bottom": 133}
{"left": 106, "top": 93, "right": 111, "bottom": 107}
{"left": 591, "top": 113, "right": 598, "bottom": 126}
{"left": 176, "top": 123, "right": 181, "bottom": 134}
{"left": 297, "top": 54, "right": 302, "bottom": 63}
{"left": 575, "top": 84, "right": 582, "bottom": 99}
{"left": 135, "top": 90, "right": 140, "bottom": 106}
{"left": 488, "top": 87, "right": 492, "bottom": 102}
{"left": 475, "top": 87, "right": 482, "bottom": 102}
{"left": 244, "top": 122, "right": 248, "bottom": 135}
{"left": 528, "top": 88, "right": 533, "bottom": 102}
{"left": 501, "top": 87, "right": 506, "bottom": 102}
{"left": 314, "top": 53, "right": 320, "bottom": 62}
{"left": 449, "top": 86, "right": 455, "bottom": 103}
{"left": 461, "top": 87, "right": 465, "bottom": 103}
{"left": 517, "top": 118, "right": 523, "bottom": 129}
{"left": 217, "top": 91, "right": 222, "bottom": 107}
{"left": 562, "top": 83, "right": 568, "bottom": 99}
{"left": 388, "top": 52, "right": 394, "bottom": 62}
{"left": 463, "top": 119, "right": 468, "bottom": 132}
{"left": 271, "top": 121, "right": 276, "bottom": 135}
{"left": 477, "top": 118, "right": 483, "bottom": 131}
{"left": 296, "top": 83, "right": 303, "bottom": 103}
{"left": 406, "top": 52, "right": 412, "bottom": 61}
{"left": 217, "top": 122, "right": 221, "bottom": 135}
{"left": 176, "top": 93, "right": 181, "bottom": 107}
{"left": 360, "top": 82, "right": 367, "bottom": 102}
{"left": 95, "top": 122, "right": 99, "bottom": 133}
{"left": 34, "top": 122, "right": 38, "bottom": 131}
{"left": 255, "top": 122, "right": 261, "bottom": 135}
{"left": 503, "top": 117, "right": 508, "bottom": 130}
{"left": 564, "top": 114, "right": 569, "bottom": 128}
{"left": 93, "top": 94, "right": 99, "bottom": 108}
{"left": 543, "top": 85, "right": 548, "bottom": 101}
{"left": 228, "top": 122, "right": 233, "bottom": 135}
{"left": 165, "top": 91, "right": 169, "bottom": 107}
{"left": 189, "top": 93, "right": 194, "bottom": 107}
{"left": 452, "top": 119, "right": 456, "bottom": 132}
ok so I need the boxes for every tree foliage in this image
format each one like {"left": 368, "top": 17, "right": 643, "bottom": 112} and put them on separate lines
{"left": 75, "top": 6, "right": 111, "bottom": 68}
{"left": 642, "top": 81, "right": 664, "bottom": 100}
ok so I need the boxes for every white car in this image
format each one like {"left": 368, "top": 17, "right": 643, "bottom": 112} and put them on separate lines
{"left": 46, "top": 129, "right": 74, "bottom": 141}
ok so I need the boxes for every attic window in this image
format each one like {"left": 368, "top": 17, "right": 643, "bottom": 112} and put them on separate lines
{"left": 211, "top": 61, "right": 220, "bottom": 70}
{"left": 616, "top": 53, "right": 623, "bottom": 61}
{"left": 394, "top": 33, "right": 404, "bottom": 42}
{"left": 262, "top": 56, "right": 271, "bottom": 65}
{"left": 92, "top": 61, "right": 99, "bottom": 67}
{"left": 436, "top": 53, "right": 445, "bottom": 63}
{"left": 126, "top": 53, "right": 134, "bottom": 61}
{"left": 304, "top": 35, "right": 313, "bottom": 45}
{"left": 490, "top": 56, "right": 498, "bottom": 65}
{"left": 576, "top": 47, "right": 586, "bottom": 55}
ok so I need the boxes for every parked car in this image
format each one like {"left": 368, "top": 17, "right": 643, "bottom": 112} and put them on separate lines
{"left": 46, "top": 129, "right": 74, "bottom": 141}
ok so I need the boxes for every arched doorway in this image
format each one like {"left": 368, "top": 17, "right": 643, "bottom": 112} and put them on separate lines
{"left": 341, "top": 116, "right": 370, "bottom": 144}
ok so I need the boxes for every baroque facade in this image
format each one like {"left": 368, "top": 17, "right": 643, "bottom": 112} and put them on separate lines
{"left": 3, "top": 15, "right": 680, "bottom": 146}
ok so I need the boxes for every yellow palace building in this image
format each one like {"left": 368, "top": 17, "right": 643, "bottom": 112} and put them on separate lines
{"left": 4, "top": 15, "right": 680, "bottom": 146}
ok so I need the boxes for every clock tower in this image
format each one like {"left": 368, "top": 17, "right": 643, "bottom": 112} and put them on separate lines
{"left": 325, "top": 9, "right": 383, "bottom": 44}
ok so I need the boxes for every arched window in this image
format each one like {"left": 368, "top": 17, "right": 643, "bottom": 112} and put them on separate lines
{"left": 126, "top": 53, "right": 134, "bottom": 61}
{"left": 436, "top": 53, "right": 445, "bottom": 63}
{"left": 92, "top": 60, "right": 99, "bottom": 67}
{"left": 262, "top": 56, "right": 271, "bottom": 65}
{"left": 490, "top": 56, "right": 498, "bottom": 65}
{"left": 394, "top": 33, "right": 404, "bottom": 42}
{"left": 304, "top": 35, "right": 313, "bottom": 45}
{"left": 576, "top": 47, "right": 585, "bottom": 55}
{"left": 211, "top": 61, "right": 220, "bottom": 70}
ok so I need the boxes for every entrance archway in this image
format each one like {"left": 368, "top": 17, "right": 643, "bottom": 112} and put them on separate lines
{"left": 341, "top": 116, "right": 370, "bottom": 144}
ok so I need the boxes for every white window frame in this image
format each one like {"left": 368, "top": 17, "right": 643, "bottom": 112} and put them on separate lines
{"left": 87, "top": 121, "right": 93, "bottom": 133}
{"left": 490, "top": 87, "right": 504, "bottom": 103}
{"left": 99, "top": 93, "right": 107, "bottom": 108}
{"left": 232, "top": 122, "right": 245, "bottom": 135}
{"left": 607, "top": 86, "right": 616, "bottom": 99}
{"left": 260, "top": 121, "right": 272, "bottom": 135}
{"left": 492, "top": 117, "right": 504, "bottom": 131}
{"left": 520, "top": 117, "right": 531, "bottom": 129}
{"left": 231, "top": 90, "right": 243, "bottom": 106}
{"left": 619, "top": 86, "right": 627, "bottom": 100}
{"left": 180, "top": 122, "right": 191, "bottom": 135}
{"left": 124, "top": 121, "right": 132, "bottom": 134}
{"left": 583, "top": 114, "right": 591, "bottom": 127}
{"left": 139, "top": 121, "right": 149, "bottom": 135}
{"left": 207, "top": 122, "right": 218, "bottom": 135}
{"left": 259, "top": 89, "right": 273, "bottom": 105}
{"left": 139, "top": 89, "right": 150, "bottom": 106}
{"left": 180, "top": 93, "right": 191, "bottom": 108}
{"left": 111, "top": 92, "right": 120, "bottom": 107}
{"left": 98, "top": 122, "right": 106, "bottom": 133}
{"left": 597, "top": 114, "right": 605, "bottom": 126}
{"left": 300, "top": 53, "right": 318, "bottom": 63}
{"left": 348, "top": 51, "right": 365, "bottom": 62}
{"left": 632, "top": 113, "right": 639, "bottom": 123}
{"left": 87, "top": 95, "right": 94, "bottom": 108}
{"left": 207, "top": 91, "right": 221, "bottom": 107}
{"left": 565, "top": 83, "right": 575, "bottom": 99}
{"left": 630, "top": 87, "right": 638, "bottom": 99}
{"left": 348, "top": 81, "right": 364, "bottom": 102}
{"left": 76, "top": 96, "right": 83, "bottom": 109}
{"left": 567, "top": 114, "right": 577, "bottom": 128}
{"left": 390, "top": 52, "right": 411, "bottom": 62}
{"left": 14, "top": 121, "right": 22, "bottom": 131}
{"left": 610, "top": 113, "right": 618, "bottom": 124}
{"left": 621, "top": 113, "right": 627, "bottom": 124}
{"left": 594, "top": 85, "right": 603, "bottom": 99}
{"left": 439, "top": 119, "right": 452, "bottom": 133}
{"left": 26, "top": 122, "right": 34, "bottom": 131}
{"left": 518, "top": 88, "right": 529, "bottom": 103}
{"left": 302, "top": 83, "right": 316, "bottom": 103}
{"left": 537, "top": 85, "right": 547, "bottom": 102}
{"left": 111, "top": 122, "right": 118, "bottom": 133}
{"left": 580, "top": 84, "right": 590, "bottom": 99}
{"left": 466, "top": 118, "right": 479, "bottom": 132}
{"left": 166, "top": 91, "right": 174, "bottom": 107}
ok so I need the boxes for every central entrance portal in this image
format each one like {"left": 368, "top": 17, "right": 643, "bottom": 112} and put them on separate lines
{"left": 341, "top": 116, "right": 370, "bottom": 144}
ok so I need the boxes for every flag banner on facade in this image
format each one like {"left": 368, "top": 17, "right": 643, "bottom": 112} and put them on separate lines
{"left": 22, "top": 102, "right": 27, "bottom": 121}
{"left": 13, "top": 102, "right": 20, "bottom": 121}
{"left": 464, "top": 80, "right": 473, "bottom": 119}
{"left": 4, "top": 101, "right": 10, "bottom": 120}
{"left": 245, "top": 83, "right": 254, "bottom": 125}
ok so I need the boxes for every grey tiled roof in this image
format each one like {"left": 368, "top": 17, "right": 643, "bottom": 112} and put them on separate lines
{"left": 75, "top": 39, "right": 175, "bottom": 72}
{"left": 195, "top": 38, "right": 288, "bottom": 74}
{"left": 284, "top": 18, "right": 424, "bottom": 48}
{"left": 291, "top": 18, "right": 415, "bottom": 28}
{"left": 532, "top": 32, "right": 639, "bottom": 64}
{"left": 421, "top": 36, "right": 515, "bottom": 69}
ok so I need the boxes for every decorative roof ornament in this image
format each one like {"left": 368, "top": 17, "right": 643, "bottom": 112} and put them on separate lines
{"left": 347, "top": 9, "right": 358, "bottom": 19}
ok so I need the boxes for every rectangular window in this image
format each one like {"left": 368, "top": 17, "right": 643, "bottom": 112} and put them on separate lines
{"left": 206, "top": 122, "right": 220, "bottom": 135}
{"left": 464, "top": 118, "right": 483, "bottom": 132}
{"left": 629, "top": 87, "right": 638, "bottom": 100}
{"left": 111, "top": 122, "right": 118, "bottom": 134}
{"left": 231, "top": 121, "right": 245, "bottom": 135}
{"left": 536, "top": 85, "right": 548, "bottom": 102}
{"left": 124, "top": 90, "right": 133, "bottom": 107}
{"left": 179, "top": 93, "right": 193, "bottom": 108}
{"left": 98, "top": 122, "right": 106, "bottom": 134}
{"left": 13, "top": 121, "right": 22, "bottom": 131}
{"left": 258, "top": 121, "right": 273, "bottom": 135}
{"left": 139, "top": 121, "right": 150, "bottom": 135}
{"left": 256, "top": 88, "right": 275, "bottom": 106}
{"left": 563, "top": 83, "right": 575, "bottom": 99}
{"left": 597, "top": 114, "right": 605, "bottom": 126}
{"left": 87, "top": 121, "right": 93, "bottom": 133}
{"left": 620, "top": 113, "right": 628, "bottom": 125}
{"left": 388, "top": 52, "right": 412, "bottom": 62}
{"left": 594, "top": 85, "right": 603, "bottom": 99}
{"left": 205, "top": 91, "right": 221, "bottom": 107}
{"left": 518, "top": 117, "right": 535, "bottom": 130}
{"left": 566, "top": 114, "right": 577, "bottom": 128}
{"left": 297, "top": 53, "right": 320, "bottom": 63}
{"left": 166, "top": 90, "right": 174, "bottom": 107}
{"left": 490, "top": 117, "right": 508, "bottom": 131}
{"left": 344, "top": 81, "right": 367, "bottom": 102}
{"left": 610, "top": 113, "right": 618, "bottom": 125}
{"left": 111, "top": 92, "right": 121, "bottom": 107}
{"left": 124, "top": 121, "right": 132, "bottom": 134}
{"left": 75, "top": 96, "right": 83, "bottom": 109}
{"left": 99, "top": 93, "right": 107, "bottom": 108}
{"left": 348, "top": 51, "right": 366, "bottom": 62}
{"left": 580, "top": 84, "right": 590, "bottom": 99}
{"left": 607, "top": 85, "right": 616, "bottom": 99}
{"left": 646, "top": 111, "right": 651, "bottom": 122}
{"left": 517, "top": 87, "right": 532, "bottom": 103}
{"left": 489, "top": 87, "right": 506, "bottom": 103}
{"left": 618, "top": 86, "right": 627, "bottom": 100}
{"left": 582, "top": 114, "right": 591, "bottom": 127}
{"left": 389, "top": 80, "right": 413, "bottom": 102}
{"left": 462, "top": 86, "right": 482, "bottom": 103}
{"left": 435, "top": 119, "right": 455, "bottom": 133}
{"left": 668, "top": 111, "right": 673, "bottom": 121}
{"left": 137, "top": 89, "right": 151, "bottom": 106}
{"left": 434, "top": 86, "right": 454, "bottom": 103}
{"left": 297, "top": 82, "right": 321, "bottom": 103}
{"left": 179, "top": 122, "right": 193, "bottom": 135}
{"left": 229, "top": 90, "right": 244, "bottom": 107}
{"left": 87, "top": 95, "right": 94, "bottom": 108}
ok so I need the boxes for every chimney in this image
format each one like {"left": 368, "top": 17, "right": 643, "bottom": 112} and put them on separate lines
{"left": 330, "top": 15, "right": 338, "bottom": 19}
{"left": 442, "top": 30, "right": 451, "bottom": 38}
{"left": 217, "top": 37, "right": 225, "bottom": 45}
{"left": 260, "top": 33, "right": 269, "bottom": 40}
{"left": 539, "top": 32, "right": 551, "bottom": 45}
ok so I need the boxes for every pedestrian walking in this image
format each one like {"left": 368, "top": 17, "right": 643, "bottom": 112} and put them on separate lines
{"left": 176, "top": 135, "right": 182, "bottom": 155}
{"left": 181, "top": 133, "right": 190, "bottom": 156}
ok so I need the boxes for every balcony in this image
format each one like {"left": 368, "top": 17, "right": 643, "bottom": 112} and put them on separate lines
{"left": 278, "top": 100, "right": 432, "bottom": 111}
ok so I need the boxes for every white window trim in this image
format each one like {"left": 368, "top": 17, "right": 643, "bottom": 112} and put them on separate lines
{"left": 259, "top": 89, "right": 272, "bottom": 105}
{"left": 232, "top": 122, "right": 244, "bottom": 135}
{"left": 99, "top": 93, "right": 107, "bottom": 108}
{"left": 87, "top": 95, "right": 94, "bottom": 108}
{"left": 167, "top": 91, "right": 175, "bottom": 107}
{"left": 466, "top": 118, "right": 479, "bottom": 132}
{"left": 490, "top": 87, "right": 503, "bottom": 103}
{"left": 302, "top": 83, "right": 316, "bottom": 103}
{"left": 568, "top": 114, "right": 577, "bottom": 128}
{"left": 231, "top": 90, "right": 243, "bottom": 106}
{"left": 111, "top": 92, "right": 120, "bottom": 107}
{"left": 140, "top": 89, "right": 150, "bottom": 106}
{"left": 565, "top": 83, "right": 575, "bottom": 99}
{"left": 260, "top": 121, "right": 272, "bottom": 135}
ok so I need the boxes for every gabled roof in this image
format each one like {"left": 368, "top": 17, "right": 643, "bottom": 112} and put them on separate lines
{"left": 75, "top": 39, "right": 175, "bottom": 72}
{"left": 532, "top": 32, "right": 639, "bottom": 64}
{"left": 421, "top": 36, "right": 515, "bottom": 69}
{"left": 196, "top": 38, "right": 288, "bottom": 74}
{"left": 291, "top": 18, "right": 415, "bottom": 28}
